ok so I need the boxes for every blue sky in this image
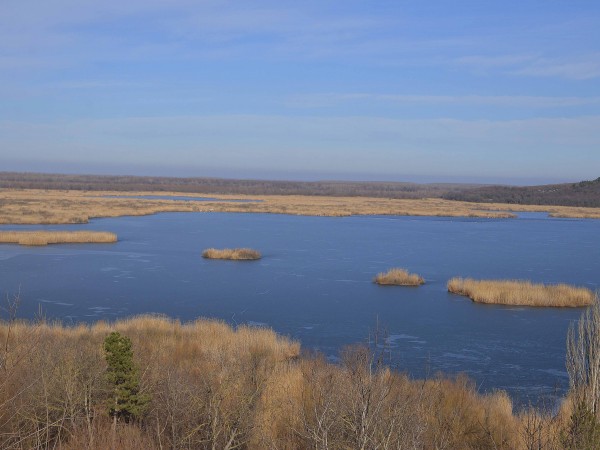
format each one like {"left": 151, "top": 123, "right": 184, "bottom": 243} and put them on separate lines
{"left": 1, "top": 1, "right": 599, "bottom": 184}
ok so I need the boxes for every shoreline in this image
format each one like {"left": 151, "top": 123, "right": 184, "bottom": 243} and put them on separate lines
{"left": 1, "top": 188, "right": 600, "bottom": 225}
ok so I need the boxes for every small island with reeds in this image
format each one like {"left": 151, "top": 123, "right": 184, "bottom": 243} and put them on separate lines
{"left": 447, "top": 277, "right": 595, "bottom": 307}
{"left": 0, "top": 230, "right": 117, "bottom": 246}
{"left": 202, "top": 247, "right": 262, "bottom": 260}
{"left": 374, "top": 268, "right": 425, "bottom": 286}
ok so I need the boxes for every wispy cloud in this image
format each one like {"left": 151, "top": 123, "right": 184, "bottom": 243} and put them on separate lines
{"left": 512, "top": 54, "right": 600, "bottom": 80}
{"left": 286, "top": 93, "right": 600, "bottom": 109}
{"left": 457, "top": 53, "right": 600, "bottom": 80}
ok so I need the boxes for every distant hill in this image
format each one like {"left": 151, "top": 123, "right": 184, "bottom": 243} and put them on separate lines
{"left": 443, "top": 177, "right": 600, "bottom": 207}
{"left": 0, "top": 172, "right": 481, "bottom": 199}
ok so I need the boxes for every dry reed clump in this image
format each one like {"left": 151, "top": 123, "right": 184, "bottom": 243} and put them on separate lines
{"left": 0, "top": 230, "right": 117, "bottom": 246}
{"left": 374, "top": 268, "right": 425, "bottom": 286}
{"left": 447, "top": 277, "right": 595, "bottom": 307}
{"left": 202, "top": 247, "right": 261, "bottom": 260}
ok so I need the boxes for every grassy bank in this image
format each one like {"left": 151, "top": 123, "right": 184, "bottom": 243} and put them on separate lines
{"left": 447, "top": 277, "right": 595, "bottom": 307}
{"left": 3, "top": 189, "right": 600, "bottom": 225}
{"left": 0, "top": 230, "right": 117, "bottom": 246}
{"left": 374, "top": 268, "right": 425, "bottom": 286}
{"left": 0, "top": 314, "right": 572, "bottom": 449}
{"left": 202, "top": 247, "right": 262, "bottom": 260}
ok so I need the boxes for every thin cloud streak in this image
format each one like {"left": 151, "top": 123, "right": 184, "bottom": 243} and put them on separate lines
{"left": 286, "top": 93, "right": 600, "bottom": 109}
{"left": 457, "top": 53, "right": 600, "bottom": 80}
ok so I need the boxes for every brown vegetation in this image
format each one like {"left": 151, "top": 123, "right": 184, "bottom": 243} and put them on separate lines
{"left": 3, "top": 172, "right": 600, "bottom": 208}
{"left": 1, "top": 187, "right": 599, "bottom": 226}
{"left": 0, "top": 230, "right": 117, "bottom": 246}
{"left": 0, "top": 313, "right": 577, "bottom": 449}
{"left": 0, "top": 171, "right": 482, "bottom": 199}
{"left": 447, "top": 277, "right": 595, "bottom": 307}
{"left": 374, "top": 268, "right": 425, "bottom": 286}
{"left": 444, "top": 177, "right": 600, "bottom": 208}
{"left": 202, "top": 247, "right": 262, "bottom": 260}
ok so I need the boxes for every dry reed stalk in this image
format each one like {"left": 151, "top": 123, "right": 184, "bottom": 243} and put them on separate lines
{"left": 1, "top": 189, "right": 600, "bottom": 225}
{"left": 0, "top": 230, "right": 117, "bottom": 246}
{"left": 374, "top": 268, "right": 425, "bottom": 286}
{"left": 202, "top": 248, "right": 261, "bottom": 260}
{"left": 447, "top": 277, "right": 595, "bottom": 307}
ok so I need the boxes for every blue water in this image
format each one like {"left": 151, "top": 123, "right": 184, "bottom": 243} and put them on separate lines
{"left": 1, "top": 212, "right": 598, "bottom": 405}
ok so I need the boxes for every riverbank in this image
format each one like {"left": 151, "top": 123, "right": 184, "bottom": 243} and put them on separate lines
{"left": 1, "top": 189, "right": 600, "bottom": 225}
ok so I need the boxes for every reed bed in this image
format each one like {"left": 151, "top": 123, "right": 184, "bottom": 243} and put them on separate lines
{"left": 374, "top": 268, "right": 425, "bottom": 286}
{"left": 447, "top": 277, "right": 595, "bottom": 307}
{"left": 2, "top": 189, "right": 600, "bottom": 226}
{"left": 0, "top": 230, "right": 117, "bottom": 246}
{"left": 202, "top": 247, "right": 262, "bottom": 260}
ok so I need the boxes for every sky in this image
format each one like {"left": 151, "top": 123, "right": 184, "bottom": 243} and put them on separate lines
{"left": 1, "top": 1, "right": 599, "bottom": 184}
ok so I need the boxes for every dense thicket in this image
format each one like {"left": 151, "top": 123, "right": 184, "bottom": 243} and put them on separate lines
{"left": 0, "top": 313, "right": 588, "bottom": 449}
{"left": 443, "top": 177, "right": 600, "bottom": 207}
{"left": 0, "top": 172, "right": 478, "bottom": 199}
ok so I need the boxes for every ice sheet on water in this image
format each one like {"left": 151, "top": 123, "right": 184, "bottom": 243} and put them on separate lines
{"left": 443, "top": 352, "right": 489, "bottom": 362}
{"left": 383, "top": 334, "right": 427, "bottom": 348}
{"left": 38, "top": 299, "right": 73, "bottom": 306}
{"left": 334, "top": 279, "right": 368, "bottom": 283}
{"left": 385, "top": 334, "right": 419, "bottom": 343}
{"left": 538, "top": 368, "right": 568, "bottom": 379}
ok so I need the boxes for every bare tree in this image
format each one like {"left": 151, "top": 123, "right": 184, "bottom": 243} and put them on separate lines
{"left": 566, "top": 294, "right": 600, "bottom": 415}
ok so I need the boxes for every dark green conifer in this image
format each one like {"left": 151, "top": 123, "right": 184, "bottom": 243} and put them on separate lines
{"left": 103, "top": 331, "right": 149, "bottom": 422}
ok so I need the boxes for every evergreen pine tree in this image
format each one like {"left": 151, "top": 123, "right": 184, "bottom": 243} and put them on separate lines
{"left": 103, "top": 331, "right": 149, "bottom": 423}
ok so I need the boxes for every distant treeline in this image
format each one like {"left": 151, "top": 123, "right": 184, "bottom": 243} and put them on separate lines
{"left": 443, "top": 177, "right": 600, "bottom": 208}
{"left": 2, "top": 172, "right": 599, "bottom": 207}
{"left": 0, "top": 172, "right": 478, "bottom": 199}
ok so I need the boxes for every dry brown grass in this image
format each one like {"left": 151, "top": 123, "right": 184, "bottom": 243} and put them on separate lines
{"left": 0, "top": 230, "right": 117, "bottom": 246}
{"left": 374, "top": 268, "right": 425, "bottom": 286}
{"left": 0, "top": 313, "right": 578, "bottom": 449}
{"left": 447, "top": 277, "right": 595, "bottom": 307}
{"left": 202, "top": 247, "right": 262, "bottom": 260}
{"left": 2, "top": 188, "right": 599, "bottom": 225}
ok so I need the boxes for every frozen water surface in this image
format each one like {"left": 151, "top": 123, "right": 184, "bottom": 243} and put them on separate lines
{"left": 0, "top": 211, "right": 598, "bottom": 405}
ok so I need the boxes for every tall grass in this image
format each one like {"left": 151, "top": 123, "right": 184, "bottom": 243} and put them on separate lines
{"left": 0, "top": 314, "right": 559, "bottom": 449}
{"left": 374, "top": 268, "right": 425, "bottom": 286}
{"left": 2, "top": 188, "right": 600, "bottom": 225}
{"left": 202, "top": 247, "right": 261, "bottom": 260}
{"left": 0, "top": 230, "right": 117, "bottom": 246}
{"left": 447, "top": 277, "right": 595, "bottom": 307}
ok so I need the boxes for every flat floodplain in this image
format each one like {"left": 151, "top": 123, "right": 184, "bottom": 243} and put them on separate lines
{"left": 0, "top": 211, "right": 598, "bottom": 406}
{"left": 3, "top": 189, "right": 600, "bottom": 224}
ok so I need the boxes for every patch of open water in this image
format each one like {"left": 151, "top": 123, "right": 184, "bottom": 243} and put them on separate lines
{"left": 1, "top": 211, "right": 598, "bottom": 406}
